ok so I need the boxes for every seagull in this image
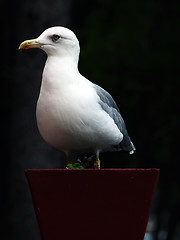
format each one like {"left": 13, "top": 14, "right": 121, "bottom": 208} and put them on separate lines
{"left": 19, "top": 26, "right": 135, "bottom": 169}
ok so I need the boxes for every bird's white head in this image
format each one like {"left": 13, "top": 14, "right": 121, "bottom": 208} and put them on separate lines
{"left": 19, "top": 26, "right": 80, "bottom": 59}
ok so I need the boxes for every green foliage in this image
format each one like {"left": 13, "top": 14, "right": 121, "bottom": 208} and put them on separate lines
{"left": 66, "top": 163, "right": 84, "bottom": 169}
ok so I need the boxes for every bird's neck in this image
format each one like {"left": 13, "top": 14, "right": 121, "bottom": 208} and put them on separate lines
{"left": 46, "top": 54, "right": 79, "bottom": 71}
{"left": 41, "top": 55, "right": 81, "bottom": 91}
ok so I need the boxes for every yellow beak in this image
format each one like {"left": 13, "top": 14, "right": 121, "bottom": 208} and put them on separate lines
{"left": 18, "top": 39, "right": 42, "bottom": 50}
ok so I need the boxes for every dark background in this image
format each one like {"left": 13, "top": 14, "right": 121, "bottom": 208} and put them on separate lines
{"left": 0, "top": 0, "right": 179, "bottom": 239}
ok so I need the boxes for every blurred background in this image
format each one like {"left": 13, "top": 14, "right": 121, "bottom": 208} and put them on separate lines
{"left": 0, "top": 0, "right": 179, "bottom": 239}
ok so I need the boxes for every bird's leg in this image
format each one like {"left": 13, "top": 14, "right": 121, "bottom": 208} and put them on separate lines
{"left": 66, "top": 158, "right": 73, "bottom": 169}
{"left": 65, "top": 152, "right": 74, "bottom": 169}
{"left": 94, "top": 155, "right": 101, "bottom": 169}
{"left": 67, "top": 157, "right": 73, "bottom": 165}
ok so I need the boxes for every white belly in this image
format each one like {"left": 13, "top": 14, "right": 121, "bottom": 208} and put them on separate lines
{"left": 36, "top": 84, "right": 123, "bottom": 154}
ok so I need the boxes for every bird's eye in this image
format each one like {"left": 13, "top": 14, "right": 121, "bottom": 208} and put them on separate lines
{"left": 52, "top": 34, "right": 61, "bottom": 41}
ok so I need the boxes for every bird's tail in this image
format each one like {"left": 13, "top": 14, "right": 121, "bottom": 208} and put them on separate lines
{"left": 117, "top": 135, "right": 136, "bottom": 154}
{"left": 129, "top": 141, "right": 136, "bottom": 154}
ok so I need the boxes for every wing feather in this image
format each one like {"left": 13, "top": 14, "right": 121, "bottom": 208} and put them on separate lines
{"left": 93, "top": 84, "right": 135, "bottom": 153}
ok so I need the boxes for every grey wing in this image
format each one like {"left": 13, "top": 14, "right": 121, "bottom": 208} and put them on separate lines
{"left": 93, "top": 84, "right": 135, "bottom": 154}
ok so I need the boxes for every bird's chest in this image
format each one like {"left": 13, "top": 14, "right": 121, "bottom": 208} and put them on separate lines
{"left": 36, "top": 84, "right": 98, "bottom": 150}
